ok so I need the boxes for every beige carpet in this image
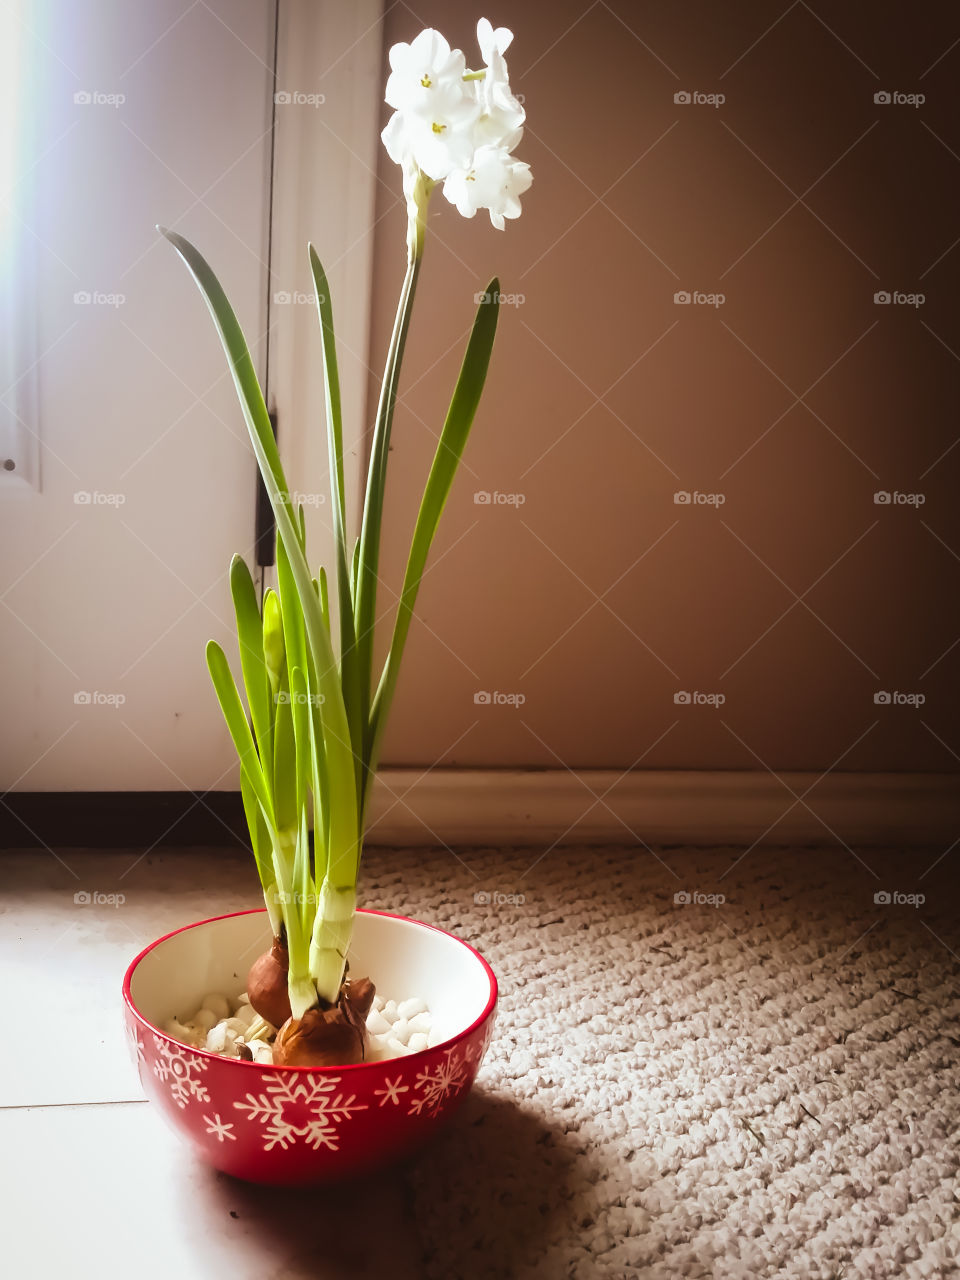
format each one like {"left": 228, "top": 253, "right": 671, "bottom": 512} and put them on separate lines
{"left": 359, "top": 844, "right": 960, "bottom": 1279}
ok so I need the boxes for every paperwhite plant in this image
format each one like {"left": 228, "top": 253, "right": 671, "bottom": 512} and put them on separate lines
{"left": 162, "top": 14, "right": 529, "bottom": 1029}
{"left": 382, "top": 18, "right": 532, "bottom": 230}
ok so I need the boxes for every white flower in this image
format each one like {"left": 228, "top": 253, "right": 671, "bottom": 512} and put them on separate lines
{"left": 385, "top": 29, "right": 469, "bottom": 116}
{"left": 443, "top": 143, "right": 533, "bottom": 231}
{"left": 381, "top": 19, "right": 532, "bottom": 227}
{"left": 474, "top": 18, "right": 525, "bottom": 144}
{"left": 382, "top": 28, "right": 480, "bottom": 180}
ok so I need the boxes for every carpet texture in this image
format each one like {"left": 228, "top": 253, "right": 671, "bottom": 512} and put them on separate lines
{"left": 359, "top": 845, "right": 960, "bottom": 1279}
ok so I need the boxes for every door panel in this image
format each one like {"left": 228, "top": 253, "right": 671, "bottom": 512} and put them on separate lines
{"left": 0, "top": 0, "right": 275, "bottom": 791}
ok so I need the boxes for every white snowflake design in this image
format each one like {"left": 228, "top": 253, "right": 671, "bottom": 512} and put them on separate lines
{"left": 408, "top": 1047, "right": 469, "bottom": 1118}
{"left": 129, "top": 1026, "right": 146, "bottom": 1072}
{"left": 152, "top": 1035, "right": 210, "bottom": 1109}
{"left": 374, "top": 1075, "right": 409, "bottom": 1108}
{"left": 233, "top": 1074, "right": 367, "bottom": 1152}
{"left": 203, "top": 1113, "right": 237, "bottom": 1143}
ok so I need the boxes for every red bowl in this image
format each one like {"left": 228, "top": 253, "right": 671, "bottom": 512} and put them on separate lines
{"left": 122, "top": 908, "right": 497, "bottom": 1185}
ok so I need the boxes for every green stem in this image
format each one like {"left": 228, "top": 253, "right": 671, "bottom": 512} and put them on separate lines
{"left": 354, "top": 175, "right": 431, "bottom": 823}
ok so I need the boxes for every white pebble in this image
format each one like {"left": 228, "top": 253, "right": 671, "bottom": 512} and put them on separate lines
{"left": 223, "top": 1017, "right": 248, "bottom": 1035}
{"left": 408, "top": 1033, "right": 429, "bottom": 1053}
{"left": 382, "top": 1000, "right": 399, "bottom": 1022}
{"left": 385, "top": 1037, "right": 410, "bottom": 1057}
{"left": 233, "top": 1004, "right": 257, "bottom": 1028}
{"left": 191, "top": 1008, "right": 217, "bottom": 1032}
{"left": 372, "top": 995, "right": 384, "bottom": 1011}
{"left": 251, "top": 1041, "right": 274, "bottom": 1065}
{"left": 233, "top": 992, "right": 250, "bottom": 1008}
{"left": 205, "top": 1024, "right": 229, "bottom": 1054}
{"left": 407, "top": 1012, "right": 432, "bottom": 1034}
{"left": 397, "top": 997, "right": 427, "bottom": 1019}
{"left": 392, "top": 1018, "right": 411, "bottom": 1044}
{"left": 366, "top": 1010, "right": 392, "bottom": 1036}
{"left": 201, "top": 993, "right": 231, "bottom": 1020}
{"left": 164, "top": 1018, "right": 195, "bottom": 1044}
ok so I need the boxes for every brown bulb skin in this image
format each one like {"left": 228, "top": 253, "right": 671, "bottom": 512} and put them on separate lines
{"left": 246, "top": 936, "right": 291, "bottom": 1027}
{"left": 273, "top": 975, "right": 376, "bottom": 1067}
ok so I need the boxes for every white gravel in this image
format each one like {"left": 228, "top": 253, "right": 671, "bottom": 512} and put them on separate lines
{"left": 163, "top": 989, "right": 434, "bottom": 1064}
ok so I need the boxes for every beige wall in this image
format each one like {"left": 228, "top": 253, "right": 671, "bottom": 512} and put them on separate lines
{"left": 366, "top": 0, "right": 960, "bottom": 773}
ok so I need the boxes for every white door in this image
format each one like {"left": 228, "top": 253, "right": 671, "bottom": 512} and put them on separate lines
{"left": 0, "top": 1, "right": 381, "bottom": 798}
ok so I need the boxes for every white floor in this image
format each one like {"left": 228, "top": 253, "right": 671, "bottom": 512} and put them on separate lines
{"left": 0, "top": 849, "right": 423, "bottom": 1280}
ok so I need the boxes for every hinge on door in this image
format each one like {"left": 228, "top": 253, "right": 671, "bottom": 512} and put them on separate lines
{"left": 255, "top": 410, "right": 278, "bottom": 567}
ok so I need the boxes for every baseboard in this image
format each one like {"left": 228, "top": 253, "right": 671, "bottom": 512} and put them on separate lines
{"left": 2, "top": 770, "right": 956, "bottom": 850}
{"left": 363, "top": 769, "right": 958, "bottom": 847}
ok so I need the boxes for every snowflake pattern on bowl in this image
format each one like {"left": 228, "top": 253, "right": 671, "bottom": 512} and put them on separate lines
{"left": 408, "top": 1046, "right": 469, "bottom": 1118}
{"left": 233, "top": 1073, "right": 368, "bottom": 1152}
{"left": 152, "top": 1035, "right": 210, "bottom": 1109}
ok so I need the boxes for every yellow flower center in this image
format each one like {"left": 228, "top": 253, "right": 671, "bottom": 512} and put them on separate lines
{"left": 431, "top": 121, "right": 446, "bottom": 134}
{"left": 421, "top": 74, "right": 432, "bottom": 88}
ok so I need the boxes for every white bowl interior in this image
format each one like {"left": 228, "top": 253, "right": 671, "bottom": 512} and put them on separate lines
{"left": 130, "top": 911, "right": 493, "bottom": 1046}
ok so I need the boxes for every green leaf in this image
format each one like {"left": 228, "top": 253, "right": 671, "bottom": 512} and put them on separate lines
{"left": 308, "top": 246, "right": 364, "bottom": 802}
{"left": 272, "top": 676, "right": 297, "bottom": 835}
{"left": 366, "top": 280, "right": 501, "bottom": 810}
{"left": 229, "top": 555, "right": 272, "bottom": 776}
{"left": 162, "top": 228, "right": 359, "bottom": 888}
{"left": 205, "top": 639, "right": 274, "bottom": 826}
